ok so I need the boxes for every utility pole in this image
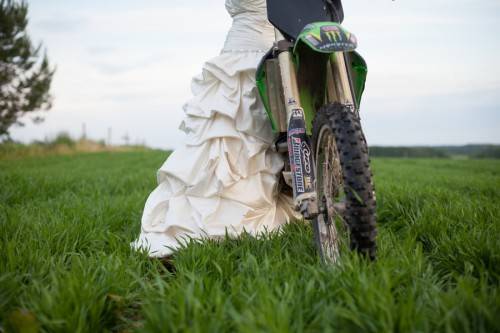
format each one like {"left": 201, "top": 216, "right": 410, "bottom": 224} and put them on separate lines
{"left": 122, "top": 132, "right": 130, "bottom": 146}
{"left": 107, "top": 127, "right": 112, "bottom": 146}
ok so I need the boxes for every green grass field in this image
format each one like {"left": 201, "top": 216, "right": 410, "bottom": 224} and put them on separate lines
{"left": 1, "top": 151, "right": 499, "bottom": 333}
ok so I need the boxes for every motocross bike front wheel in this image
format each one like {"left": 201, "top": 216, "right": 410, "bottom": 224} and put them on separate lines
{"left": 311, "top": 102, "right": 377, "bottom": 263}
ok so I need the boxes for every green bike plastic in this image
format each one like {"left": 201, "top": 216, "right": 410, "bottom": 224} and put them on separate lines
{"left": 256, "top": 22, "right": 368, "bottom": 134}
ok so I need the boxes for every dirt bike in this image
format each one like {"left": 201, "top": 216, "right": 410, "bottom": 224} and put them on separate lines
{"left": 256, "top": 0, "right": 377, "bottom": 262}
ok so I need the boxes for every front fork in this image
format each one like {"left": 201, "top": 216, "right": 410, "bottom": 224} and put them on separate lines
{"left": 276, "top": 35, "right": 319, "bottom": 219}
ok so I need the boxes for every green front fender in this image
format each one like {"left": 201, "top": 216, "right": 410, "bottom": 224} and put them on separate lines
{"left": 294, "top": 22, "right": 358, "bottom": 54}
{"left": 256, "top": 22, "right": 368, "bottom": 135}
{"left": 294, "top": 47, "right": 368, "bottom": 134}
{"left": 294, "top": 21, "right": 367, "bottom": 108}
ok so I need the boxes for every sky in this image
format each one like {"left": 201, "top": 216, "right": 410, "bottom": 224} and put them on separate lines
{"left": 10, "top": 0, "right": 500, "bottom": 149}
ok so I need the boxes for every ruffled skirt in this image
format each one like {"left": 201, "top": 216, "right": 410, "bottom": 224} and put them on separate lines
{"left": 132, "top": 51, "right": 297, "bottom": 258}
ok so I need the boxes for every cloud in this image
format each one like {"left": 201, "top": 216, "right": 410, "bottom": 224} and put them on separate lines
{"left": 11, "top": 0, "right": 500, "bottom": 147}
{"left": 33, "top": 17, "right": 87, "bottom": 33}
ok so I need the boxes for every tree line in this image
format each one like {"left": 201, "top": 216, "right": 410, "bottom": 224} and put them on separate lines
{"left": 369, "top": 145, "right": 500, "bottom": 159}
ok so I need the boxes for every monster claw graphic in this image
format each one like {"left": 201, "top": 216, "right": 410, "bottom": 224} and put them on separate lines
{"left": 297, "top": 22, "right": 358, "bottom": 53}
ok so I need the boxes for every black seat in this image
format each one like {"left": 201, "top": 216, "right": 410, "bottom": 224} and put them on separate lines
{"left": 267, "top": 0, "right": 344, "bottom": 41}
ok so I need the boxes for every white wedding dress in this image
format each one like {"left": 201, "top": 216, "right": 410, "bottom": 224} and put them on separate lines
{"left": 132, "top": 0, "right": 297, "bottom": 258}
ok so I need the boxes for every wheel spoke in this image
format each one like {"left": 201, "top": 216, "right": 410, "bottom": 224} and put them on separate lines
{"left": 314, "top": 125, "right": 348, "bottom": 264}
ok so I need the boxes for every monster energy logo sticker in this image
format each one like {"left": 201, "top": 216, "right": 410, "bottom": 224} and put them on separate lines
{"left": 322, "top": 26, "right": 342, "bottom": 42}
{"left": 304, "top": 25, "right": 356, "bottom": 51}
{"left": 292, "top": 137, "right": 305, "bottom": 193}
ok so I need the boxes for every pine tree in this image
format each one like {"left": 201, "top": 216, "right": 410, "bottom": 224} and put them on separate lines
{"left": 0, "top": 0, "right": 54, "bottom": 139}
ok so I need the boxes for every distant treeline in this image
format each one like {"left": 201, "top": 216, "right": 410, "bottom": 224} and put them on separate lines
{"left": 0, "top": 132, "right": 149, "bottom": 160}
{"left": 369, "top": 145, "right": 500, "bottom": 159}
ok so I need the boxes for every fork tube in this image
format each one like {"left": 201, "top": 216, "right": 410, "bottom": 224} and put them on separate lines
{"left": 275, "top": 29, "right": 318, "bottom": 218}
{"left": 328, "top": 53, "right": 355, "bottom": 107}
{"left": 278, "top": 51, "right": 302, "bottom": 117}
{"left": 275, "top": 29, "right": 302, "bottom": 117}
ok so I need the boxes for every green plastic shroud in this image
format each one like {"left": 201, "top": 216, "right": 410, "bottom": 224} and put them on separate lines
{"left": 256, "top": 22, "right": 367, "bottom": 134}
